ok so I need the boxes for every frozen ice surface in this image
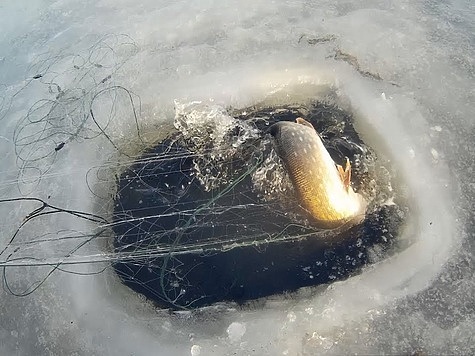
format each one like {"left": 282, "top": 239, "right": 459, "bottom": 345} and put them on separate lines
{"left": 0, "top": 0, "right": 474, "bottom": 355}
{"left": 190, "top": 344, "right": 201, "bottom": 356}
{"left": 226, "top": 322, "right": 246, "bottom": 344}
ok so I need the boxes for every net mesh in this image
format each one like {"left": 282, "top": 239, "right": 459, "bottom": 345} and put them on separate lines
{"left": 0, "top": 36, "right": 407, "bottom": 309}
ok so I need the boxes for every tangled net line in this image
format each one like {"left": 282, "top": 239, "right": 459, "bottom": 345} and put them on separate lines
{"left": 0, "top": 35, "right": 397, "bottom": 307}
{"left": 0, "top": 34, "right": 153, "bottom": 296}
{"left": 0, "top": 35, "right": 330, "bottom": 301}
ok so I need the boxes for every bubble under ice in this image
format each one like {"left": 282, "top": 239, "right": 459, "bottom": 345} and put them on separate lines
{"left": 0, "top": 1, "right": 473, "bottom": 355}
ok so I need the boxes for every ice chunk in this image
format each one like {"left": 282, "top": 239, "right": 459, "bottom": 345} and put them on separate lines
{"left": 226, "top": 322, "right": 246, "bottom": 343}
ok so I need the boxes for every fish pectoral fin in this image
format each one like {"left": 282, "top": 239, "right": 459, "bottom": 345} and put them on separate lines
{"left": 336, "top": 157, "right": 352, "bottom": 191}
{"left": 296, "top": 117, "right": 315, "bottom": 130}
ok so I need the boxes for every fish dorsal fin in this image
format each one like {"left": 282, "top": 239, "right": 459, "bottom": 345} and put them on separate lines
{"left": 336, "top": 157, "right": 352, "bottom": 191}
{"left": 296, "top": 117, "right": 315, "bottom": 130}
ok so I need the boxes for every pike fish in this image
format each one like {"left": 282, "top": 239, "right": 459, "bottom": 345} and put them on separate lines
{"left": 270, "top": 118, "right": 367, "bottom": 228}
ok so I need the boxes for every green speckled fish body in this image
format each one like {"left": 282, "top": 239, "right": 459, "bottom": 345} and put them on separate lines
{"left": 270, "top": 118, "right": 366, "bottom": 228}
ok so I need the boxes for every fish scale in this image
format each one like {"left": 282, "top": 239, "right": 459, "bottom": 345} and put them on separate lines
{"left": 270, "top": 119, "right": 366, "bottom": 228}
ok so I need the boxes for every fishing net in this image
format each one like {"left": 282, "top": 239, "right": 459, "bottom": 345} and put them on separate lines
{"left": 0, "top": 36, "right": 407, "bottom": 310}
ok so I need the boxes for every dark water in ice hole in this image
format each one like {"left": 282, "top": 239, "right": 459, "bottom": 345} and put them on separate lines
{"left": 112, "top": 102, "right": 406, "bottom": 310}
